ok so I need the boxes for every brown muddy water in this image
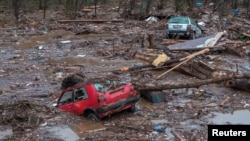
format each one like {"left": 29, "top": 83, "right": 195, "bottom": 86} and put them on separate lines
{"left": 71, "top": 120, "right": 105, "bottom": 138}
{"left": 13, "top": 30, "right": 114, "bottom": 49}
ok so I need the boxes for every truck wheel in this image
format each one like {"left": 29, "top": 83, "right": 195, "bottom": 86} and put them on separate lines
{"left": 87, "top": 113, "right": 100, "bottom": 121}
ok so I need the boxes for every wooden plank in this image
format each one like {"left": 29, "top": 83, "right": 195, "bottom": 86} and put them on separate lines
{"left": 204, "top": 31, "right": 225, "bottom": 47}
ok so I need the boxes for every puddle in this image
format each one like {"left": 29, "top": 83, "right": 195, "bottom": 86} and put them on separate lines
{"left": 179, "top": 119, "right": 204, "bottom": 131}
{"left": 47, "top": 57, "right": 138, "bottom": 69}
{"left": 71, "top": 120, "right": 104, "bottom": 138}
{"left": 13, "top": 30, "right": 114, "bottom": 49}
{"left": 151, "top": 119, "right": 169, "bottom": 125}
{"left": 207, "top": 109, "right": 250, "bottom": 124}
{"left": 45, "top": 125, "right": 79, "bottom": 141}
{"left": 167, "top": 98, "right": 191, "bottom": 107}
{"left": 0, "top": 128, "right": 13, "bottom": 140}
{"left": 0, "top": 78, "right": 10, "bottom": 88}
{"left": 14, "top": 31, "right": 70, "bottom": 49}
{"left": 68, "top": 33, "right": 114, "bottom": 40}
{"left": 30, "top": 57, "right": 48, "bottom": 63}
{"left": 0, "top": 47, "right": 16, "bottom": 61}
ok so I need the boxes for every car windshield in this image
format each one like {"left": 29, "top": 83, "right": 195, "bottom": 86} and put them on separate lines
{"left": 168, "top": 17, "right": 189, "bottom": 24}
{"left": 93, "top": 80, "right": 126, "bottom": 92}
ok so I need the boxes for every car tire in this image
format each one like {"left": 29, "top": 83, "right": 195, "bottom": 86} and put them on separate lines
{"left": 128, "top": 103, "right": 137, "bottom": 113}
{"left": 190, "top": 32, "right": 196, "bottom": 40}
{"left": 166, "top": 33, "right": 169, "bottom": 39}
{"left": 87, "top": 113, "right": 100, "bottom": 121}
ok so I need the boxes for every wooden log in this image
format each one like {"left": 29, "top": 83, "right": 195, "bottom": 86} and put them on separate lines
{"left": 179, "top": 60, "right": 214, "bottom": 79}
{"left": 86, "top": 128, "right": 107, "bottom": 133}
{"left": 160, "top": 39, "right": 186, "bottom": 45}
{"left": 226, "top": 78, "right": 250, "bottom": 92}
{"left": 58, "top": 19, "right": 124, "bottom": 23}
{"left": 135, "top": 73, "right": 250, "bottom": 91}
{"left": 148, "top": 34, "right": 154, "bottom": 48}
{"left": 242, "top": 32, "right": 250, "bottom": 38}
{"left": 180, "top": 65, "right": 208, "bottom": 79}
{"left": 156, "top": 48, "right": 210, "bottom": 80}
{"left": 220, "top": 96, "right": 230, "bottom": 106}
{"left": 82, "top": 9, "right": 92, "bottom": 12}
{"left": 226, "top": 46, "right": 245, "bottom": 57}
{"left": 198, "top": 60, "right": 215, "bottom": 71}
{"left": 134, "top": 53, "right": 153, "bottom": 62}
{"left": 172, "top": 130, "right": 185, "bottom": 141}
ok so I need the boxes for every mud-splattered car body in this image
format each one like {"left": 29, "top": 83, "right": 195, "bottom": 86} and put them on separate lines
{"left": 56, "top": 79, "right": 139, "bottom": 121}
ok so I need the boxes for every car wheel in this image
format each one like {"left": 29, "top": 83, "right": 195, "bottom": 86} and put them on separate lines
{"left": 190, "top": 32, "right": 196, "bottom": 40}
{"left": 166, "top": 33, "right": 170, "bottom": 39}
{"left": 128, "top": 103, "right": 137, "bottom": 113}
{"left": 87, "top": 113, "right": 100, "bottom": 121}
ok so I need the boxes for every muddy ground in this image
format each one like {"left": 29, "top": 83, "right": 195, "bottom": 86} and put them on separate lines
{"left": 0, "top": 3, "right": 250, "bottom": 141}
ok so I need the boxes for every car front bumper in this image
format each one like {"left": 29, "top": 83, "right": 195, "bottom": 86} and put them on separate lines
{"left": 167, "top": 30, "right": 191, "bottom": 36}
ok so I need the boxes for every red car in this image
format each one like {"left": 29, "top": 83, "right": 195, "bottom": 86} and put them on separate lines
{"left": 55, "top": 79, "right": 139, "bottom": 121}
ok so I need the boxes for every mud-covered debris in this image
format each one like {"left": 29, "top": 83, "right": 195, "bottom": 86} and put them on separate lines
{"left": 0, "top": 100, "right": 53, "bottom": 139}
{"left": 61, "top": 73, "right": 85, "bottom": 89}
{"left": 179, "top": 60, "right": 215, "bottom": 79}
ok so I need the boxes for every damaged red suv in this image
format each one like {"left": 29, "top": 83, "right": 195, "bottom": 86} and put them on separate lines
{"left": 55, "top": 76, "right": 139, "bottom": 121}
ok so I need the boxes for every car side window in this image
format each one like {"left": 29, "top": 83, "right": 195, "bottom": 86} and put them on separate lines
{"left": 190, "top": 19, "right": 197, "bottom": 26}
{"left": 58, "top": 91, "right": 73, "bottom": 105}
{"left": 74, "top": 88, "right": 88, "bottom": 101}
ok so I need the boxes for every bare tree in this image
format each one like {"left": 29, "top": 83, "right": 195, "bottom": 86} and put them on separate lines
{"left": 157, "top": 0, "right": 164, "bottom": 10}
{"left": 145, "top": 0, "right": 152, "bottom": 14}
{"left": 65, "top": 0, "right": 79, "bottom": 19}
{"left": 12, "top": 0, "right": 22, "bottom": 26}
{"left": 129, "top": 0, "right": 136, "bottom": 14}
{"left": 174, "top": 0, "right": 181, "bottom": 13}
{"left": 232, "top": 0, "right": 238, "bottom": 9}
{"left": 187, "top": 0, "right": 194, "bottom": 10}
{"left": 94, "top": 0, "right": 98, "bottom": 15}
{"left": 117, "top": 0, "right": 123, "bottom": 12}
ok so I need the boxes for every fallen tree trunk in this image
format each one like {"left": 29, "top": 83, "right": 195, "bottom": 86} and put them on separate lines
{"left": 135, "top": 73, "right": 250, "bottom": 91}
{"left": 226, "top": 78, "right": 250, "bottom": 92}
{"left": 58, "top": 19, "right": 124, "bottom": 23}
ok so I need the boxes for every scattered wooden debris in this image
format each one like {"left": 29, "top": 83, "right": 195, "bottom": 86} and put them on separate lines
{"left": 179, "top": 60, "right": 215, "bottom": 79}
{"left": 156, "top": 48, "right": 210, "bottom": 80}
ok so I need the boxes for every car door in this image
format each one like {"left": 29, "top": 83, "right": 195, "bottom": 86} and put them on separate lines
{"left": 190, "top": 19, "right": 202, "bottom": 36}
{"left": 71, "top": 87, "right": 89, "bottom": 114}
{"left": 58, "top": 90, "right": 74, "bottom": 113}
